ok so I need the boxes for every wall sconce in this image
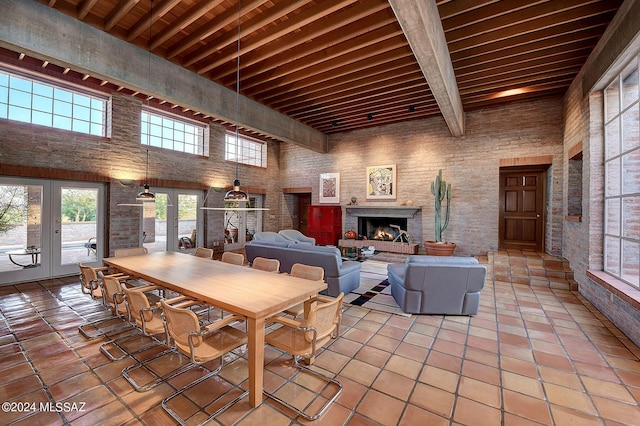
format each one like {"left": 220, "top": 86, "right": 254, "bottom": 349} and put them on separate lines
{"left": 118, "top": 179, "right": 135, "bottom": 187}
{"left": 212, "top": 186, "right": 225, "bottom": 192}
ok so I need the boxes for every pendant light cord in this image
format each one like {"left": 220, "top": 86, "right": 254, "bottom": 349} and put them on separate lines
{"left": 234, "top": 0, "right": 241, "bottom": 183}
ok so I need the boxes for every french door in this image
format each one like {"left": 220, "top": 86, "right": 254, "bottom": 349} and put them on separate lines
{"left": 224, "top": 195, "right": 264, "bottom": 251}
{"left": 142, "top": 189, "right": 203, "bottom": 254}
{"left": 0, "top": 177, "right": 104, "bottom": 285}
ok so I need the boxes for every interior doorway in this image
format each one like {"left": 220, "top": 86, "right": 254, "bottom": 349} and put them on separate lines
{"left": 499, "top": 166, "right": 547, "bottom": 252}
{"left": 297, "top": 193, "right": 311, "bottom": 234}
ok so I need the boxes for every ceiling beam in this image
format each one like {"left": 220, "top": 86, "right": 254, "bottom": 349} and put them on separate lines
{"left": 389, "top": 0, "right": 465, "bottom": 136}
{"left": 0, "top": 0, "right": 327, "bottom": 152}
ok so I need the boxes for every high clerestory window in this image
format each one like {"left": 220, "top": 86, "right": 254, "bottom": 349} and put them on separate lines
{"left": 603, "top": 54, "right": 640, "bottom": 289}
{"left": 0, "top": 69, "right": 106, "bottom": 136}
{"left": 141, "top": 109, "right": 207, "bottom": 156}
{"left": 225, "top": 132, "right": 267, "bottom": 168}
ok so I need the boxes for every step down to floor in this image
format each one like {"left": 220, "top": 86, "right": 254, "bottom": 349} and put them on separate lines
{"left": 487, "top": 250, "right": 577, "bottom": 291}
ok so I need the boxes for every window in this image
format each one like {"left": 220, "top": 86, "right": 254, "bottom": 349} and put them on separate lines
{"left": 225, "top": 132, "right": 267, "bottom": 167}
{"left": 567, "top": 150, "right": 583, "bottom": 219}
{"left": 141, "top": 109, "right": 206, "bottom": 155}
{"left": 0, "top": 69, "right": 106, "bottom": 136}
{"left": 604, "top": 55, "right": 640, "bottom": 289}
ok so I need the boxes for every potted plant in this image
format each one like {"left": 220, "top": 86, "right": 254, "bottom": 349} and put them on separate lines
{"left": 424, "top": 169, "right": 456, "bottom": 256}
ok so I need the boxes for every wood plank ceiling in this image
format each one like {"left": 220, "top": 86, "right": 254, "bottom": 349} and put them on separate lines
{"left": 21, "top": 0, "right": 622, "bottom": 139}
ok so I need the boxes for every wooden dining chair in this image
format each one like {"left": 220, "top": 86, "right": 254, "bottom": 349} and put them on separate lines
{"left": 221, "top": 251, "right": 245, "bottom": 265}
{"left": 283, "top": 263, "right": 325, "bottom": 317}
{"left": 264, "top": 292, "right": 344, "bottom": 420}
{"left": 251, "top": 257, "right": 280, "bottom": 273}
{"left": 193, "top": 247, "right": 214, "bottom": 259}
{"left": 161, "top": 300, "right": 248, "bottom": 424}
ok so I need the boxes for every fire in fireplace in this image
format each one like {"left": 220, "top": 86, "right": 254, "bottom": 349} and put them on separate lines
{"left": 358, "top": 217, "right": 408, "bottom": 241}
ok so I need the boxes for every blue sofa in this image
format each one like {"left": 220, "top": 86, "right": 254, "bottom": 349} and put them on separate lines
{"left": 387, "top": 255, "right": 487, "bottom": 315}
{"left": 244, "top": 239, "right": 361, "bottom": 297}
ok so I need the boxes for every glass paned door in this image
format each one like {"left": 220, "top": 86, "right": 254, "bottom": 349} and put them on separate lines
{"left": 0, "top": 177, "right": 103, "bottom": 285}
{"left": 143, "top": 189, "right": 202, "bottom": 253}
{"left": 52, "top": 182, "right": 104, "bottom": 277}
{"left": 224, "top": 195, "right": 263, "bottom": 251}
{"left": 0, "top": 179, "right": 48, "bottom": 284}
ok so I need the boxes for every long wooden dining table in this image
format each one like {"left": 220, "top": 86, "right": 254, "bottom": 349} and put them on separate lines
{"left": 102, "top": 251, "right": 327, "bottom": 407}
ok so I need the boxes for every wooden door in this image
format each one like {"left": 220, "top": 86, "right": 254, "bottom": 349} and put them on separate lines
{"left": 499, "top": 168, "right": 546, "bottom": 251}
{"left": 297, "top": 193, "right": 311, "bottom": 234}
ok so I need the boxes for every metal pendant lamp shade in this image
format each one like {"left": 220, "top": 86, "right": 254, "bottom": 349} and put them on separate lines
{"left": 136, "top": 149, "right": 155, "bottom": 201}
{"left": 224, "top": 178, "right": 248, "bottom": 202}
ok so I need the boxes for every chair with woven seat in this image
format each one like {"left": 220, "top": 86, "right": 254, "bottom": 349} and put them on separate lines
{"left": 283, "top": 263, "right": 324, "bottom": 317}
{"left": 193, "top": 247, "right": 214, "bottom": 259}
{"left": 78, "top": 269, "right": 132, "bottom": 339}
{"left": 251, "top": 256, "right": 280, "bottom": 273}
{"left": 78, "top": 263, "right": 127, "bottom": 302}
{"left": 264, "top": 292, "right": 344, "bottom": 420}
{"left": 120, "top": 293, "right": 207, "bottom": 390}
{"left": 161, "top": 300, "right": 248, "bottom": 424}
{"left": 100, "top": 284, "right": 167, "bottom": 361}
{"left": 221, "top": 251, "right": 244, "bottom": 265}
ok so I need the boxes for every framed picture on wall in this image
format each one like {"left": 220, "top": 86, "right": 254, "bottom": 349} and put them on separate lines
{"left": 319, "top": 173, "right": 340, "bottom": 203}
{"left": 366, "top": 164, "right": 396, "bottom": 200}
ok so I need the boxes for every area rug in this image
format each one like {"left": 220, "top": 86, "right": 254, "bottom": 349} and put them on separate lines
{"left": 344, "top": 260, "right": 411, "bottom": 317}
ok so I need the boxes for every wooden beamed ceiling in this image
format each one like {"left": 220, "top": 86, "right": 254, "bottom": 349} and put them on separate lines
{"left": 27, "top": 0, "right": 622, "bottom": 138}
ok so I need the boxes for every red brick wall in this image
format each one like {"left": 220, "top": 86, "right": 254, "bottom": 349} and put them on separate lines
{"left": 280, "top": 97, "right": 565, "bottom": 256}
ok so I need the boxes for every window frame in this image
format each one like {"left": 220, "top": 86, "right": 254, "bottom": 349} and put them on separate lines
{"left": 603, "top": 54, "right": 640, "bottom": 289}
{"left": 140, "top": 108, "right": 208, "bottom": 156}
{"left": 0, "top": 67, "right": 107, "bottom": 137}
{"left": 224, "top": 131, "right": 267, "bottom": 168}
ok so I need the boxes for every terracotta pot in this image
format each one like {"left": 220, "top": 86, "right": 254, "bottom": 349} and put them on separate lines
{"left": 423, "top": 241, "right": 456, "bottom": 256}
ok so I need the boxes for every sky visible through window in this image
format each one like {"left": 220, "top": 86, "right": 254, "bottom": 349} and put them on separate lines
{"left": 0, "top": 70, "right": 105, "bottom": 136}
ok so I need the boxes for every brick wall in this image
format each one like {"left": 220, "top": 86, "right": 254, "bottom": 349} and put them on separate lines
{"left": 0, "top": 92, "right": 282, "bottom": 255}
{"left": 280, "top": 97, "right": 565, "bottom": 256}
{"left": 562, "top": 72, "right": 640, "bottom": 346}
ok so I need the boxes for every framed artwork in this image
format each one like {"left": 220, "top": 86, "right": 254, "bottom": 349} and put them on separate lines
{"left": 366, "top": 164, "right": 396, "bottom": 200}
{"left": 319, "top": 173, "right": 340, "bottom": 203}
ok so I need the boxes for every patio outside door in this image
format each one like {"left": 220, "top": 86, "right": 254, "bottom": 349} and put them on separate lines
{"left": 143, "top": 189, "right": 202, "bottom": 253}
{"left": 0, "top": 177, "right": 104, "bottom": 285}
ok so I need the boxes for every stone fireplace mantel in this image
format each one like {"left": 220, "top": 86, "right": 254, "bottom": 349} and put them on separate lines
{"left": 344, "top": 206, "right": 421, "bottom": 218}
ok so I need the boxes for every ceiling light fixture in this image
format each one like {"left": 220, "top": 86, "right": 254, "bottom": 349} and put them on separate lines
{"left": 118, "top": 0, "right": 156, "bottom": 207}
{"left": 224, "top": 0, "right": 248, "bottom": 203}
{"left": 138, "top": 1, "right": 155, "bottom": 202}
{"left": 136, "top": 149, "right": 155, "bottom": 201}
{"left": 201, "top": 1, "right": 268, "bottom": 212}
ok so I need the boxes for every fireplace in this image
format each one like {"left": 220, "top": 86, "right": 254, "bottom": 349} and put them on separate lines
{"left": 342, "top": 206, "right": 422, "bottom": 254}
{"left": 358, "top": 217, "right": 408, "bottom": 241}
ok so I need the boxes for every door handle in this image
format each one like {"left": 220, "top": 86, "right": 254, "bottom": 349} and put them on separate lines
{"left": 536, "top": 214, "right": 541, "bottom": 218}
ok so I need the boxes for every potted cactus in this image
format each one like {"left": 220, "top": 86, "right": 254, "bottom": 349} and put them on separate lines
{"left": 424, "top": 169, "right": 456, "bottom": 256}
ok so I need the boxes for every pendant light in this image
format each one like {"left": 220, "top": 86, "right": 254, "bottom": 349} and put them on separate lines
{"left": 136, "top": 149, "right": 155, "bottom": 201}
{"left": 224, "top": 0, "right": 248, "bottom": 203}
{"left": 200, "top": 1, "right": 267, "bottom": 212}
{"left": 118, "top": 0, "right": 156, "bottom": 207}
{"left": 138, "top": 0, "right": 155, "bottom": 202}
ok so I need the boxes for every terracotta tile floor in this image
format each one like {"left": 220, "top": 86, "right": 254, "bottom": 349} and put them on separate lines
{"left": 1, "top": 250, "right": 640, "bottom": 425}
